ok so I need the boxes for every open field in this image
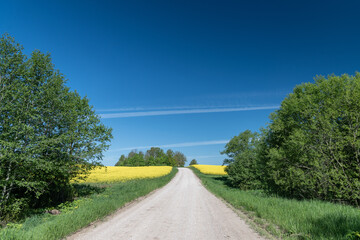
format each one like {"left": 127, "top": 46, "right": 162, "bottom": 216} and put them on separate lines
{"left": 0, "top": 168, "right": 177, "bottom": 240}
{"left": 191, "top": 164, "right": 227, "bottom": 175}
{"left": 190, "top": 167, "right": 360, "bottom": 240}
{"left": 75, "top": 166, "right": 173, "bottom": 183}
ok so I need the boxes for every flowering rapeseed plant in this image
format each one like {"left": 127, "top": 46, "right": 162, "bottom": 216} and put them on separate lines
{"left": 76, "top": 166, "right": 173, "bottom": 183}
{"left": 192, "top": 165, "right": 227, "bottom": 175}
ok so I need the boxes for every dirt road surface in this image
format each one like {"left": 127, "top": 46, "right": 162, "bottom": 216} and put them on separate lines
{"left": 68, "top": 168, "right": 265, "bottom": 240}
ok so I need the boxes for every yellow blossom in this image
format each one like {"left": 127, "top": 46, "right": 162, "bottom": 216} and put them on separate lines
{"left": 75, "top": 166, "right": 172, "bottom": 183}
{"left": 192, "top": 164, "right": 227, "bottom": 175}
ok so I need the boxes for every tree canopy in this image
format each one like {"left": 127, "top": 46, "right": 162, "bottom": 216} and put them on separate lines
{"left": 221, "top": 130, "right": 262, "bottom": 190}
{"left": 223, "top": 73, "right": 360, "bottom": 206}
{"left": 263, "top": 74, "right": 360, "bottom": 205}
{"left": 189, "top": 159, "right": 198, "bottom": 165}
{"left": 115, "top": 147, "right": 187, "bottom": 167}
{"left": 0, "top": 34, "right": 112, "bottom": 222}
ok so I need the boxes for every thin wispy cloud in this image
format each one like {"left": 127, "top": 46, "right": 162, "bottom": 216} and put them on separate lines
{"left": 109, "top": 140, "right": 229, "bottom": 152}
{"left": 100, "top": 105, "right": 279, "bottom": 119}
{"left": 202, "top": 90, "right": 289, "bottom": 99}
{"left": 96, "top": 104, "right": 271, "bottom": 113}
{"left": 97, "top": 105, "right": 216, "bottom": 113}
{"left": 187, "top": 155, "right": 221, "bottom": 159}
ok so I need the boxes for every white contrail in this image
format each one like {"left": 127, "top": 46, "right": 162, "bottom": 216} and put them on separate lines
{"left": 97, "top": 105, "right": 220, "bottom": 112}
{"left": 187, "top": 155, "right": 220, "bottom": 159}
{"left": 109, "top": 140, "right": 229, "bottom": 152}
{"left": 100, "top": 106, "right": 279, "bottom": 119}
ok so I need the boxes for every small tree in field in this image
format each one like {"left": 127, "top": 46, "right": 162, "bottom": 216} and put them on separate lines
{"left": 189, "top": 159, "right": 198, "bottom": 165}
{"left": 174, "top": 151, "right": 187, "bottom": 167}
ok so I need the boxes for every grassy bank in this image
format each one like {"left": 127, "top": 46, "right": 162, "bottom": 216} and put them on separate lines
{"left": 190, "top": 167, "right": 360, "bottom": 240}
{"left": 0, "top": 167, "right": 178, "bottom": 240}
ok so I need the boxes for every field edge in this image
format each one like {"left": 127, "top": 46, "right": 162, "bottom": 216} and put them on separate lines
{"left": 0, "top": 167, "right": 178, "bottom": 240}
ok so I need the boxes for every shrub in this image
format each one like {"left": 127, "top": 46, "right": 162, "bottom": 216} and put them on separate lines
{"left": 263, "top": 73, "right": 360, "bottom": 205}
{"left": 222, "top": 130, "right": 262, "bottom": 189}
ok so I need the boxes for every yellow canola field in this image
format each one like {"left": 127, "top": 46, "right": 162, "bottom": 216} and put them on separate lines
{"left": 192, "top": 164, "right": 227, "bottom": 175}
{"left": 78, "top": 166, "right": 172, "bottom": 183}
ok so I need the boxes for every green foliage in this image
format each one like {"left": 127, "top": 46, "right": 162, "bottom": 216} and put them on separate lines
{"left": 263, "top": 73, "right": 360, "bottom": 205}
{"left": 114, "top": 147, "right": 187, "bottom": 167}
{"left": 72, "top": 184, "right": 105, "bottom": 198}
{"left": 346, "top": 232, "right": 360, "bottom": 240}
{"left": 220, "top": 73, "right": 360, "bottom": 206}
{"left": 222, "top": 130, "right": 262, "bottom": 190}
{"left": 173, "top": 151, "right": 187, "bottom": 167}
{"left": 0, "top": 34, "right": 112, "bottom": 222}
{"left": 0, "top": 168, "right": 177, "bottom": 240}
{"left": 166, "top": 149, "right": 177, "bottom": 166}
{"left": 115, "top": 154, "right": 126, "bottom": 166}
{"left": 145, "top": 147, "right": 167, "bottom": 165}
{"left": 189, "top": 159, "right": 198, "bottom": 165}
{"left": 191, "top": 167, "right": 360, "bottom": 240}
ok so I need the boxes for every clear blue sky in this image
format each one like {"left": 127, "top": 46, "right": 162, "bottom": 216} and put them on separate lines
{"left": 1, "top": 0, "right": 360, "bottom": 166}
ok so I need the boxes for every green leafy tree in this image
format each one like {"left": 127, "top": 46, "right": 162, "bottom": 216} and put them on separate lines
{"left": 174, "top": 151, "right": 187, "bottom": 167}
{"left": 166, "top": 149, "right": 177, "bottom": 166}
{"left": 222, "top": 130, "right": 262, "bottom": 189}
{"left": 145, "top": 147, "right": 166, "bottom": 165}
{"left": 0, "top": 34, "right": 112, "bottom": 221}
{"left": 115, "top": 155, "right": 127, "bottom": 166}
{"left": 116, "top": 148, "right": 186, "bottom": 167}
{"left": 0, "top": 34, "right": 29, "bottom": 221}
{"left": 132, "top": 151, "right": 145, "bottom": 166}
{"left": 116, "top": 150, "right": 147, "bottom": 166}
{"left": 189, "top": 159, "right": 197, "bottom": 165}
{"left": 263, "top": 73, "right": 360, "bottom": 205}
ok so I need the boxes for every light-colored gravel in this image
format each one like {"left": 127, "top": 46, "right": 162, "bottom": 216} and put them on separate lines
{"left": 67, "top": 168, "right": 265, "bottom": 240}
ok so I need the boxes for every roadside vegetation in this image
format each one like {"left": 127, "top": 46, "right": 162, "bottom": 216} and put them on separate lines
{"left": 0, "top": 34, "right": 112, "bottom": 224}
{"left": 204, "top": 73, "right": 360, "bottom": 239}
{"left": 0, "top": 34, "right": 178, "bottom": 239}
{"left": 0, "top": 167, "right": 177, "bottom": 240}
{"left": 191, "top": 167, "right": 360, "bottom": 240}
{"left": 222, "top": 74, "right": 360, "bottom": 206}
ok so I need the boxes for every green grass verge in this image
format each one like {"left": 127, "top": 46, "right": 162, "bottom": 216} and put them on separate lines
{"left": 0, "top": 167, "right": 178, "bottom": 240}
{"left": 190, "top": 167, "right": 360, "bottom": 240}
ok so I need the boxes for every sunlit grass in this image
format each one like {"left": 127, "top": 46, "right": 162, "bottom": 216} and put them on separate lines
{"left": 190, "top": 167, "right": 360, "bottom": 240}
{"left": 75, "top": 166, "right": 173, "bottom": 183}
{"left": 0, "top": 168, "right": 178, "bottom": 240}
{"left": 191, "top": 164, "right": 227, "bottom": 175}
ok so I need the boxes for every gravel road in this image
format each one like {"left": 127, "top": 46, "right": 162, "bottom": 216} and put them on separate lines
{"left": 68, "top": 168, "right": 264, "bottom": 240}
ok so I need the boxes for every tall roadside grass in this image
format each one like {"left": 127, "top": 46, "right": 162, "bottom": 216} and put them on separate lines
{"left": 190, "top": 167, "right": 360, "bottom": 240}
{"left": 0, "top": 168, "right": 178, "bottom": 240}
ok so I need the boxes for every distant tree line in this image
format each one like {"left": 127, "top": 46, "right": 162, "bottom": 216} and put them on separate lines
{"left": 223, "top": 73, "right": 360, "bottom": 206}
{"left": 0, "top": 34, "right": 112, "bottom": 222}
{"left": 115, "top": 147, "right": 187, "bottom": 167}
